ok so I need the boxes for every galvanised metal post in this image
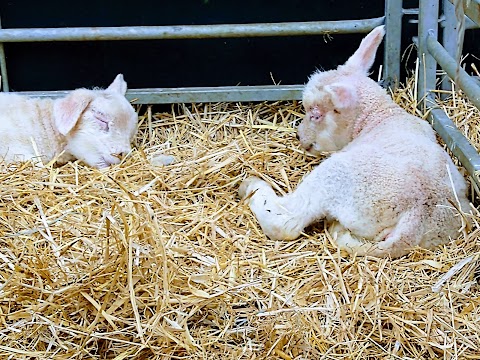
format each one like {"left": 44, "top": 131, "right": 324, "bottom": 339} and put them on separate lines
{"left": 383, "top": 0, "right": 403, "bottom": 89}
{"left": 418, "top": 0, "right": 439, "bottom": 111}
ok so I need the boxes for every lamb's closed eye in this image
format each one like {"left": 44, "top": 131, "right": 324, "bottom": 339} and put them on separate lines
{"left": 93, "top": 111, "right": 110, "bottom": 131}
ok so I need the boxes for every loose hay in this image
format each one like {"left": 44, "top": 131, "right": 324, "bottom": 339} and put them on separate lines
{"left": 0, "top": 88, "right": 479, "bottom": 359}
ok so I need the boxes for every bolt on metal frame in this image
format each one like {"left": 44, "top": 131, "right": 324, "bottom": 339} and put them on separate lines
{"left": 0, "top": 1, "right": 403, "bottom": 103}
{"left": 418, "top": 0, "right": 480, "bottom": 188}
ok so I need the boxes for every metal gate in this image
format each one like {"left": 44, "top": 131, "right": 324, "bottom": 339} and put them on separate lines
{"left": 0, "top": 2, "right": 400, "bottom": 103}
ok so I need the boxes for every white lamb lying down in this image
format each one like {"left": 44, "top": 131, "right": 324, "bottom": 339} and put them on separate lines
{"left": 239, "top": 26, "right": 470, "bottom": 258}
{"left": 0, "top": 74, "right": 138, "bottom": 169}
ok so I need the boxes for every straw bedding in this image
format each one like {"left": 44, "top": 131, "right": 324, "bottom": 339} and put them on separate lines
{"left": 0, "top": 81, "right": 479, "bottom": 359}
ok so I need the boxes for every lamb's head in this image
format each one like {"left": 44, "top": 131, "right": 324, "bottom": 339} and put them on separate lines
{"left": 53, "top": 74, "right": 138, "bottom": 168}
{"left": 298, "top": 25, "right": 385, "bottom": 155}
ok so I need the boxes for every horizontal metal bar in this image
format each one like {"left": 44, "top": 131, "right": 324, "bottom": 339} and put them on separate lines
{"left": 426, "top": 33, "right": 480, "bottom": 109}
{"left": 0, "top": 18, "right": 384, "bottom": 42}
{"left": 13, "top": 85, "right": 304, "bottom": 104}
{"left": 428, "top": 107, "right": 480, "bottom": 187}
{"left": 403, "top": 8, "right": 419, "bottom": 15}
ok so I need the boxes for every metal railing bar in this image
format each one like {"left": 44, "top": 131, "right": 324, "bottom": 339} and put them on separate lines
{"left": 428, "top": 106, "right": 480, "bottom": 187}
{"left": 403, "top": 8, "right": 419, "bottom": 15}
{"left": 13, "top": 84, "right": 305, "bottom": 104}
{"left": 0, "top": 18, "right": 385, "bottom": 42}
{"left": 426, "top": 33, "right": 480, "bottom": 110}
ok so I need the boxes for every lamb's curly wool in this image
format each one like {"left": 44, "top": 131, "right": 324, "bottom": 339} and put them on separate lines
{"left": 239, "top": 26, "right": 470, "bottom": 258}
{"left": 0, "top": 74, "right": 138, "bottom": 168}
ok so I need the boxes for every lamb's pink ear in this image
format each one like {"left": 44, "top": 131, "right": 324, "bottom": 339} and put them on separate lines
{"left": 53, "top": 90, "right": 93, "bottom": 135}
{"left": 343, "top": 25, "right": 385, "bottom": 74}
{"left": 106, "top": 74, "right": 127, "bottom": 95}
{"left": 324, "top": 82, "right": 358, "bottom": 109}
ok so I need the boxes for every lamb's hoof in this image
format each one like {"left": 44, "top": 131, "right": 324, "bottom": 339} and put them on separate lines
{"left": 238, "top": 176, "right": 262, "bottom": 199}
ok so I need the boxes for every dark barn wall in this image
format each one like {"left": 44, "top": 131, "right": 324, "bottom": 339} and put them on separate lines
{"left": 0, "top": 0, "right": 477, "bottom": 92}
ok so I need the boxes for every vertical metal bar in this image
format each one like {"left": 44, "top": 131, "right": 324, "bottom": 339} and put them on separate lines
{"left": 383, "top": 0, "right": 403, "bottom": 89}
{"left": 418, "top": 0, "right": 440, "bottom": 110}
{"left": 0, "top": 14, "right": 9, "bottom": 92}
{"left": 441, "top": 0, "right": 457, "bottom": 95}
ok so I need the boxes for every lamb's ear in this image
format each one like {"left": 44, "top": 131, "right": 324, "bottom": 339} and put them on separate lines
{"left": 324, "top": 82, "right": 358, "bottom": 109}
{"left": 343, "top": 25, "right": 385, "bottom": 74}
{"left": 53, "top": 89, "right": 93, "bottom": 135}
{"left": 106, "top": 74, "right": 127, "bottom": 95}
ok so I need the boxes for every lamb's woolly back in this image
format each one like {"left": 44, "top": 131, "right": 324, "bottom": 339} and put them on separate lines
{"left": 0, "top": 94, "right": 66, "bottom": 163}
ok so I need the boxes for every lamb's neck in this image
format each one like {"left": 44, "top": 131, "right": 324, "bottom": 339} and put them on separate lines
{"left": 36, "top": 99, "right": 70, "bottom": 161}
{"left": 352, "top": 91, "right": 404, "bottom": 137}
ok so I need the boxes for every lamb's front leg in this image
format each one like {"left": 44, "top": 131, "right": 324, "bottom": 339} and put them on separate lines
{"left": 239, "top": 176, "right": 324, "bottom": 240}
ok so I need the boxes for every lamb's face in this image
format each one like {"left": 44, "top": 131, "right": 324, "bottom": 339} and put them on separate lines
{"left": 53, "top": 74, "right": 139, "bottom": 168}
{"left": 65, "top": 93, "right": 138, "bottom": 168}
{"left": 297, "top": 25, "right": 386, "bottom": 156}
{"left": 298, "top": 70, "right": 359, "bottom": 155}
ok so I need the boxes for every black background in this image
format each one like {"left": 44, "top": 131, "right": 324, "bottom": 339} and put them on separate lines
{"left": 0, "top": 0, "right": 477, "bottom": 91}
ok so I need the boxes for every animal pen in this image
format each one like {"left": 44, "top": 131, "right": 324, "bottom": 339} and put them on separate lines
{"left": 0, "top": 0, "right": 479, "bottom": 359}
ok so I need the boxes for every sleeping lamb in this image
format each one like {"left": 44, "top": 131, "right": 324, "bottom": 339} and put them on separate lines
{"left": 239, "top": 26, "right": 470, "bottom": 258}
{"left": 0, "top": 74, "right": 138, "bottom": 168}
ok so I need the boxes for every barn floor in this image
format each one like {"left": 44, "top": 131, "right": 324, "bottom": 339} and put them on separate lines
{"left": 0, "top": 78, "right": 479, "bottom": 359}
